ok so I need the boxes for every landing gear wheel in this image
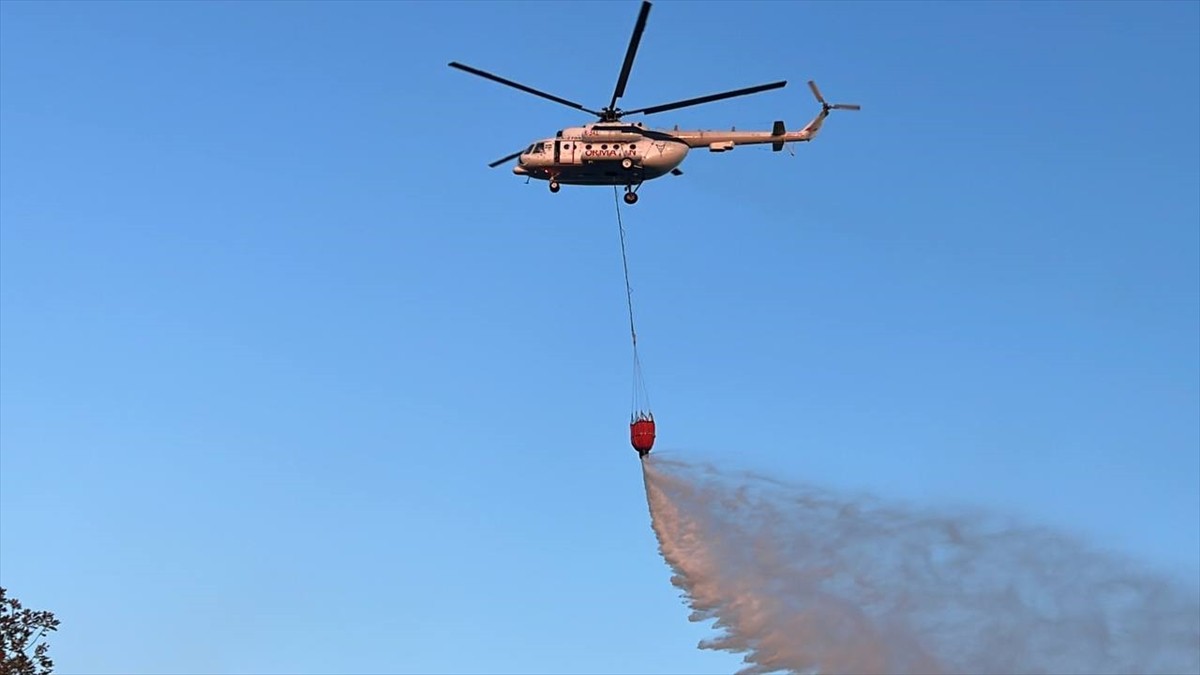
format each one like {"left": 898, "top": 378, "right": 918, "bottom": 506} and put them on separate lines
{"left": 621, "top": 157, "right": 634, "bottom": 170}
{"left": 623, "top": 191, "right": 638, "bottom": 205}
{"left": 549, "top": 181, "right": 560, "bottom": 193}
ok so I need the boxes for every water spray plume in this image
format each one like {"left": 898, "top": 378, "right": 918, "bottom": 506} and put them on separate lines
{"left": 642, "top": 456, "right": 1200, "bottom": 675}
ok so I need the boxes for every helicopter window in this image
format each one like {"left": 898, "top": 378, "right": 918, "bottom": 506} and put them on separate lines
{"left": 630, "top": 144, "right": 637, "bottom": 150}
{"left": 533, "top": 142, "right": 545, "bottom": 154}
{"left": 601, "top": 144, "right": 608, "bottom": 149}
{"left": 586, "top": 144, "right": 592, "bottom": 150}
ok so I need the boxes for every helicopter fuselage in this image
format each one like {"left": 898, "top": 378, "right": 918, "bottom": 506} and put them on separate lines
{"left": 510, "top": 119, "right": 826, "bottom": 187}
{"left": 512, "top": 124, "right": 688, "bottom": 185}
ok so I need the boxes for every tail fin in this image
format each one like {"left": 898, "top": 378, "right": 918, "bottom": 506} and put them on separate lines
{"left": 799, "top": 109, "right": 829, "bottom": 140}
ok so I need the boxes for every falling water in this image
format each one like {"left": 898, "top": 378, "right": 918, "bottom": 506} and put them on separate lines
{"left": 642, "top": 456, "right": 1200, "bottom": 675}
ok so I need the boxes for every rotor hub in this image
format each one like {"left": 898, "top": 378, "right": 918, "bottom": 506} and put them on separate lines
{"left": 599, "top": 108, "right": 624, "bottom": 122}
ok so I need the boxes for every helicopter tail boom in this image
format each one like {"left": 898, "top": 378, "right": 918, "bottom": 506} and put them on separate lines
{"left": 669, "top": 127, "right": 816, "bottom": 150}
{"left": 667, "top": 80, "right": 858, "bottom": 150}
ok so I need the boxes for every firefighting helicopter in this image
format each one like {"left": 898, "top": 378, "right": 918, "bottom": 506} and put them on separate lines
{"left": 449, "top": 0, "right": 859, "bottom": 204}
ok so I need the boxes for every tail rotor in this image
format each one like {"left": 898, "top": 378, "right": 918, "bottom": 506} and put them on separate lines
{"left": 808, "top": 80, "right": 861, "bottom": 112}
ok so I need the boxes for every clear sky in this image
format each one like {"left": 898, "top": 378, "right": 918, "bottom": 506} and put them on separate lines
{"left": 1, "top": 1, "right": 1197, "bottom": 673}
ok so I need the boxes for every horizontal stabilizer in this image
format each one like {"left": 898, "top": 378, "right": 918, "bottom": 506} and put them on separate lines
{"left": 772, "top": 120, "right": 785, "bottom": 151}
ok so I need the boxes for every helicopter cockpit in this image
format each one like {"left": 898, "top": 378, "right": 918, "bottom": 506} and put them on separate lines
{"left": 520, "top": 141, "right": 549, "bottom": 164}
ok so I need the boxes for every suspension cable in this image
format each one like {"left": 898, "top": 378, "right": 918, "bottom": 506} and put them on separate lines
{"left": 615, "top": 187, "right": 637, "bottom": 349}
{"left": 614, "top": 187, "right": 651, "bottom": 419}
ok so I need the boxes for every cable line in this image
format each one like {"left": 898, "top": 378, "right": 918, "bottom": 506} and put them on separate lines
{"left": 615, "top": 186, "right": 655, "bottom": 458}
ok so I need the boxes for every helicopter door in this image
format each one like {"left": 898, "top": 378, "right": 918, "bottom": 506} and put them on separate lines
{"left": 556, "top": 140, "right": 577, "bottom": 165}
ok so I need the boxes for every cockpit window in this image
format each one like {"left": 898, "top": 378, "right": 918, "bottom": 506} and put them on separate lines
{"left": 533, "top": 142, "right": 545, "bottom": 154}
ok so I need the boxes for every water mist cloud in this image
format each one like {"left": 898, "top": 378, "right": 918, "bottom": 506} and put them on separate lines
{"left": 642, "top": 457, "right": 1200, "bottom": 675}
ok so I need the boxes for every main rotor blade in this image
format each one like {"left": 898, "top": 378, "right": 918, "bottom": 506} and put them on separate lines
{"left": 624, "top": 80, "right": 788, "bottom": 117}
{"left": 609, "top": 0, "right": 652, "bottom": 111}
{"left": 449, "top": 61, "right": 599, "bottom": 115}
{"left": 832, "top": 103, "right": 862, "bottom": 111}
{"left": 488, "top": 150, "right": 523, "bottom": 168}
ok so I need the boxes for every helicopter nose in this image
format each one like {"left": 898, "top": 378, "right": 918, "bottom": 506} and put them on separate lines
{"left": 513, "top": 164, "right": 528, "bottom": 175}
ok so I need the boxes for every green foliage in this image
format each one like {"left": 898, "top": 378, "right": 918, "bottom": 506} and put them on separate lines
{"left": 0, "top": 587, "right": 59, "bottom": 675}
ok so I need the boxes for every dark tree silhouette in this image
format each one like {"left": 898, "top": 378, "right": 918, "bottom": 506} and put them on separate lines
{"left": 0, "top": 587, "right": 59, "bottom": 675}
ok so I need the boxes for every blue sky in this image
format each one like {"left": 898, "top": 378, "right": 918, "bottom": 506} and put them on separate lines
{"left": 1, "top": 1, "right": 1197, "bottom": 673}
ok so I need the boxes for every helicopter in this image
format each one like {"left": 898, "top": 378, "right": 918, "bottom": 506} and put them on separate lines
{"left": 449, "top": 0, "right": 859, "bottom": 204}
